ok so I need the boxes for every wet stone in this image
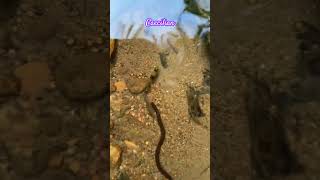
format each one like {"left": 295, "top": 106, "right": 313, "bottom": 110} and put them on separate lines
{"left": 0, "top": 74, "right": 20, "bottom": 96}
{"left": 308, "top": 59, "right": 320, "bottom": 76}
{"left": 0, "top": 167, "right": 10, "bottom": 180}
{"left": 0, "top": 149, "right": 8, "bottom": 163}
{"left": 68, "top": 159, "right": 81, "bottom": 174}
{"left": 75, "top": 152, "right": 89, "bottom": 161}
{"left": 0, "top": 106, "right": 14, "bottom": 132}
{"left": 110, "top": 93, "right": 130, "bottom": 118}
{"left": 110, "top": 145, "right": 122, "bottom": 168}
{"left": 14, "top": 62, "right": 51, "bottom": 98}
{"left": 124, "top": 140, "right": 138, "bottom": 151}
{"left": 48, "top": 153, "right": 63, "bottom": 168}
{"left": 55, "top": 53, "right": 107, "bottom": 101}
{"left": 247, "top": 0, "right": 258, "bottom": 4}
{"left": 32, "top": 149, "right": 50, "bottom": 175}
{"left": 110, "top": 83, "right": 116, "bottom": 93}
{"left": 66, "top": 38, "right": 75, "bottom": 46}
{"left": 39, "top": 115, "right": 63, "bottom": 137}
{"left": 78, "top": 139, "right": 93, "bottom": 153}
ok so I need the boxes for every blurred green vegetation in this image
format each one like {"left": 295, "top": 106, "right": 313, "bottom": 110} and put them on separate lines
{"left": 184, "top": 0, "right": 210, "bottom": 19}
{"left": 183, "top": 0, "right": 210, "bottom": 45}
{"left": 183, "top": 0, "right": 210, "bottom": 53}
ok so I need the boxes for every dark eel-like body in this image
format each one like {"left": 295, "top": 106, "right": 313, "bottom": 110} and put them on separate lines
{"left": 150, "top": 102, "right": 173, "bottom": 180}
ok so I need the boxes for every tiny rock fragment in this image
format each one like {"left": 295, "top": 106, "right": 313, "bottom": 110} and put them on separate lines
{"left": 124, "top": 140, "right": 139, "bottom": 150}
{"left": 68, "top": 160, "right": 81, "bottom": 174}
{"left": 114, "top": 81, "right": 127, "bottom": 91}
{"left": 0, "top": 75, "right": 20, "bottom": 96}
{"left": 110, "top": 145, "right": 121, "bottom": 167}
{"left": 48, "top": 153, "right": 63, "bottom": 168}
{"left": 91, "top": 175, "right": 100, "bottom": 180}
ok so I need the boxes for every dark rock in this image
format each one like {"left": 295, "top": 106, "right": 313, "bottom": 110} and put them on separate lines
{"left": 246, "top": 76, "right": 302, "bottom": 178}
{"left": 307, "top": 54, "right": 320, "bottom": 76}
{"left": 291, "top": 77, "right": 320, "bottom": 102}
{"left": 14, "top": 62, "right": 51, "bottom": 98}
{"left": 0, "top": 28, "right": 9, "bottom": 49}
{"left": 11, "top": 155, "right": 35, "bottom": 177}
{"left": 187, "top": 86, "right": 205, "bottom": 119}
{"left": 0, "top": 74, "right": 20, "bottom": 96}
{"left": 18, "top": 6, "right": 65, "bottom": 42}
{"left": 110, "top": 83, "right": 116, "bottom": 93}
{"left": 294, "top": 21, "right": 320, "bottom": 102}
{"left": 0, "top": 143, "right": 9, "bottom": 162}
{"left": 78, "top": 139, "right": 93, "bottom": 154}
{"left": 0, "top": 0, "right": 20, "bottom": 22}
{"left": 39, "top": 115, "right": 62, "bottom": 137}
{"left": 55, "top": 53, "right": 107, "bottom": 101}
{"left": 203, "top": 70, "right": 210, "bottom": 87}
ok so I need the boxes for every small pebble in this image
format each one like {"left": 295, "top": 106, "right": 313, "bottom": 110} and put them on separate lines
{"left": 48, "top": 154, "right": 63, "bottom": 168}
{"left": 66, "top": 38, "right": 75, "bottom": 46}
{"left": 91, "top": 175, "right": 100, "bottom": 180}
{"left": 87, "top": 40, "right": 94, "bottom": 46}
{"left": 114, "top": 81, "right": 127, "bottom": 91}
{"left": 95, "top": 37, "right": 103, "bottom": 45}
{"left": 90, "top": 47, "right": 99, "bottom": 53}
{"left": 124, "top": 140, "right": 139, "bottom": 150}
{"left": 110, "top": 145, "right": 121, "bottom": 167}
{"left": 16, "top": 18, "right": 22, "bottom": 23}
{"left": 8, "top": 49, "right": 16, "bottom": 58}
{"left": 69, "top": 160, "right": 81, "bottom": 174}
{"left": 26, "top": 11, "right": 34, "bottom": 17}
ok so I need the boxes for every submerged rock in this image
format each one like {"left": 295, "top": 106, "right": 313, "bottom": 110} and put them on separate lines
{"left": 0, "top": 74, "right": 20, "bottom": 96}
{"left": 55, "top": 53, "right": 107, "bottom": 101}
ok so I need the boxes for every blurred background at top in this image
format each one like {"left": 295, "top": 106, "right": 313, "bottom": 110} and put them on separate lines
{"left": 110, "top": 0, "right": 210, "bottom": 46}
